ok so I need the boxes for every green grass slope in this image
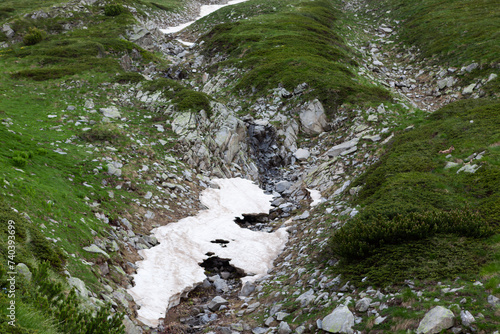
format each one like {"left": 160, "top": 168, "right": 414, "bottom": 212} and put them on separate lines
{"left": 327, "top": 98, "right": 500, "bottom": 286}
{"left": 199, "top": 0, "right": 391, "bottom": 115}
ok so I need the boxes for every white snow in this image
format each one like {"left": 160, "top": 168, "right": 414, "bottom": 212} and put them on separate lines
{"left": 308, "top": 188, "right": 323, "bottom": 207}
{"left": 128, "top": 178, "right": 288, "bottom": 327}
{"left": 160, "top": 0, "right": 250, "bottom": 34}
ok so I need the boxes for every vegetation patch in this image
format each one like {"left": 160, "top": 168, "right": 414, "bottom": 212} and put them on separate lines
{"left": 326, "top": 98, "right": 500, "bottom": 285}
{"left": 200, "top": 0, "right": 390, "bottom": 115}
{"left": 104, "top": 4, "right": 125, "bottom": 17}
{"left": 23, "top": 27, "right": 45, "bottom": 46}
{"left": 366, "top": 0, "right": 500, "bottom": 67}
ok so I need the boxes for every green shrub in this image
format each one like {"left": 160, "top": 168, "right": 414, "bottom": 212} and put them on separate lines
{"left": 79, "top": 124, "right": 126, "bottom": 144}
{"left": 329, "top": 209, "right": 493, "bottom": 260}
{"left": 174, "top": 89, "right": 212, "bottom": 116}
{"left": 113, "top": 72, "right": 145, "bottom": 84}
{"left": 23, "top": 27, "right": 44, "bottom": 46}
{"left": 104, "top": 4, "right": 124, "bottom": 16}
{"left": 12, "top": 156, "right": 27, "bottom": 167}
{"left": 36, "top": 148, "right": 48, "bottom": 156}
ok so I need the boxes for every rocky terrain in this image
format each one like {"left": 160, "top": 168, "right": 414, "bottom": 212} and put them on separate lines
{"left": 0, "top": 0, "right": 498, "bottom": 333}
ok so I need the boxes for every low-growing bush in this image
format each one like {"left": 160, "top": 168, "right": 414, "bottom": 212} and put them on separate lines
{"left": 113, "top": 72, "right": 145, "bottom": 84}
{"left": 12, "top": 156, "right": 27, "bottom": 167}
{"left": 174, "top": 89, "right": 212, "bottom": 116}
{"left": 79, "top": 124, "right": 126, "bottom": 144}
{"left": 329, "top": 209, "right": 493, "bottom": 260}
{"left": 23, "top": 27, "right": 44, "bottom": 46}
{"left": 104, "top": 4, "right": 125, "bottom": 16}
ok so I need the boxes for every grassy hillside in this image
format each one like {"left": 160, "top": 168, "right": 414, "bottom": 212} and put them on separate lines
{"left": 327, "top": 97, "right": 499, "bottom": 278}
{"left": 0, "top": 1, "right": 191, "bottom": 332}
{"left": 197, "top": 0, "right": 391, "bottom": 115}
{"left": 365, "top": 0, "right": 500, "bottom": 92}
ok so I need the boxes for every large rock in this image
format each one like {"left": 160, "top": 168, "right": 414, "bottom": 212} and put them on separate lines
{"left": 296, "top": 289, "right": 315, "bottom": 307}
{"left": 275, "top": 181, "right": 292, "bottom": 193}
{"left": 294, "top": 149, "right": 310, "bottom": 160}
{"left": 322, "top": 305, "right": 354, "bottom": 333}
{"left": 100, "top": 106, "right": 121, "bottom": 119}
{"left": 208, "top": 296, "right": 228, "bottom": 311}
{"left": 299, "top": 99, "right": 329, "bottom": 135}
{"left": 325, "top": 138, "right": 359, "bottom": 157}
{"left": 240, "top": 281, "right": 256, "bottom": 297}
{"left": 68, "top": 277, "right": 89, "bottom": 297}
{"left": 83, "top": 244, "right": 110, "bottom": 258}
{"left": 355, "top": 297, "right": 372, "bottom": 312}
{"left": 416, "top": 306, "right": 454, "bottom": 334}
{"left": 277, "top": 321, "right": 292, "bottom": 334}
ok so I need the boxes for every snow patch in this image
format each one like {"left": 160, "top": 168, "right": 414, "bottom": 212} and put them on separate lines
{"left": 160, "top": 0, "right": 250, "bottom": 34}
{"left": 308, "top": 188, "right": 323, "bottom": 207}
{"left": 128, "top": 178, "right": 288, "bottom": 327}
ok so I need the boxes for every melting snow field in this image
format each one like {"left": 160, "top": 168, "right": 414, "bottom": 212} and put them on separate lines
{"left": 128, "top": 178, "right": 288, "bottom": 327}
{"left": 160, "top": 0, "right": 250, "bottom": 34}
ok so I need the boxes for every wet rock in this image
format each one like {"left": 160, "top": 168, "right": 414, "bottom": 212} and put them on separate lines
{"left": 416, "top": 306, "right": 454, "bottom": 334}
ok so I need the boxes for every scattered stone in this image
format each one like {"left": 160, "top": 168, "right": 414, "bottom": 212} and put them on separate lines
{"left": 416, "top": 306, "right": 454, "bottom": 334}
{"left": 457, "top": 164, "right": 479, "bottom": 174}
{"left": 355, "top": 297, "right": 372, "bottom": 312}
{"left": 240, "top": 281, "right": 256, "bottom": 297}
{"left": 83, "top": 244, "right": 110, "bottom": 258}
{"left": 462, "top": 83, "right": 476, "bottom": 95}
{"left": 322, "top": 305, "right": 354, "bottom": 334}
{"left": 294, "top": 148, "right": 310, "bottom": 160}
{"left": 293, "top": 211, "right": 310, "bottom": 221}
{"left": 277, "top": 321, "right": 292, "bottom": 334}
{"left": 68, "top": 277, "right": 88, "bottom": 297}
{"left": 488, "top": 295, "right": 500, "bottom": 306}
{"left": 100, "top": 106, "right": 121, "bottom": 119}
{"left": 465, "top": 63, "right": 479, "bottom": 73}
{"left": 325, "top": 138, "right": 359, "bottom": 158}
{"left": 299, "top": 99, "right": 329, "bottom": 135}
{"left": 296, "top": 289, "right": 315, "bottom": 307}
{"left": 444, "top": 161, "right": 460, "bottom": 169}
{"left": 275, "top": 181, "right": 292, "bottom": 193}
{"left": 487, "top": 73, "right": 498, "bottom": 82}
{"left": 208, "top": 296, "right": 228, "bottom": 312}
{"left": 460, "top": 310, "right": 475, "bottom": 327}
